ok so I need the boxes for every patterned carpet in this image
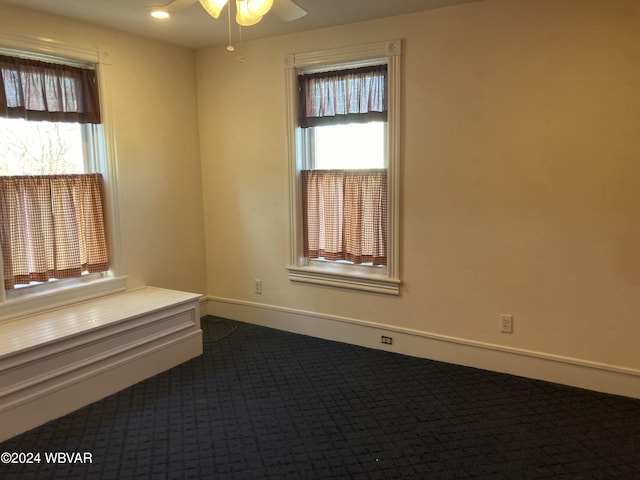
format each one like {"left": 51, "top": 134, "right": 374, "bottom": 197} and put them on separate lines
{"left": 1, "top": 316, "right": 640, "bottom": 479}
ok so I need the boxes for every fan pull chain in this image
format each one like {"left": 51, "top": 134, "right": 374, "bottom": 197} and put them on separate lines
{"left": 235, "top": 22, "right": 245, "bottom": 62}
{"left": 226, "top": 3, "right": 235, "bottom": 52}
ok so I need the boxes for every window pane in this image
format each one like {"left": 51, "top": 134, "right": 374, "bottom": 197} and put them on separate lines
{"left": 313, "top": 121, "right": 385, "bottom": 169}
{"left": 0, "top": 118, "right": 84, "bottom": 175}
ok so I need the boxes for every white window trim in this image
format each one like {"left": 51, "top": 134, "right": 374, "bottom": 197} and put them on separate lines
{"left": 0, "top": 33, "right": 126, "bottom": 320}
{"left": 284, "top": 40, "right": 401, "bottom": 295}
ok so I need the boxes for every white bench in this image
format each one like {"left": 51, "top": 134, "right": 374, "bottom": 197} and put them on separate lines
{"left": 0, "top": 286, "right": 202, "bottom": 442}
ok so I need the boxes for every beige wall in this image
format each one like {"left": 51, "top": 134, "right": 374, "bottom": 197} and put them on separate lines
{"left": 198, "top": 0, "right": 640, "bottom": 374}
{"left": 0, "top": 4, "right": 207, "bottom": 295}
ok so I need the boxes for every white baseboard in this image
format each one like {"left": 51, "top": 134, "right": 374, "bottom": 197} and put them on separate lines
{"left": 205, "top": 296, "right": 640, "bottom": 400}
{"left": 199, "top": 296, "right": 209, "bottom": 317}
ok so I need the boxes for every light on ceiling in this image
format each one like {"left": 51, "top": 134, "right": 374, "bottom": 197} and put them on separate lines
{"left": 150, "top": 9, "right": 170, "bottom": 19}
{"left": 198, "top": 0, "right": 273, "bottom": 26}
{"left": 246, "top": 0, "right": 273, "bottom": 17}
{"left": 199, "top": 0, "right": 230, "bottom": 19}
{"left": 236, "top": 0, "right": 262, "bottom": 26}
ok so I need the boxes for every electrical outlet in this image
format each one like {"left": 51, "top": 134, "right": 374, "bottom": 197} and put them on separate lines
{"left": 254, "top": 279, "right": 262, "bottom": 294}
{"left": 500, "top": 314, "right": 513, "bottom": 333}
{"left": 381, "top": 336, "right": 393, "bottom": 345}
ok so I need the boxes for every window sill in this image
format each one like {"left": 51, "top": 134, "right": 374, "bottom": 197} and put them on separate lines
{"left": 287, "top": 265, "right": 400, "bottom": 295}
{"left": 0, "top": 275, "right": 128, "bottom": 322}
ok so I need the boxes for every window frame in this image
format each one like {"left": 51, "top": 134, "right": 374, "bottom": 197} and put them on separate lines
{"left": 284, "top": 40, "right": 401, "bottom": 295}
{"left": 0, "top": 33, "right": 125, "bottom": 319}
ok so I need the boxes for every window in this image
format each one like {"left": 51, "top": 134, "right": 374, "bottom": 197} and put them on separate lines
{"left": 0, "top": 54, "right": 108, "bottom": 291}
{"left": 0, "top": 34, "right": 124, "bottom": 318}
{"left": 285, "top": 40, "right": 401, "bottom": 295}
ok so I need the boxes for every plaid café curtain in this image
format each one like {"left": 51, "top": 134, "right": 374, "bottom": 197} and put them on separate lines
{"left": 302, "top": 169, "right": 387, "bottom": 266}
{"left": 0, "top": 55, "right": 108, "bottom": 289}
{"left": 0, "top": 175, "right": 109, "bottom": 290}
{"left": 298, "top": 65, "right": 388, "bottom": 266}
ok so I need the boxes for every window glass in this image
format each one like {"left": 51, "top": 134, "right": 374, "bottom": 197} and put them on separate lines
{"left": 312, "top": 122, "right": 385, "bottom": 170}
{"left": 0, "top": 118, "right": 85, "bottom": 175}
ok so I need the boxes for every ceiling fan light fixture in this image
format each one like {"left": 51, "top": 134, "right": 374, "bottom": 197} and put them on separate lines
{"left": 236, "top": 0, "right": 263, "bottom": 26}
{"left": 246, "top": 0, "right": 273, "bottom": 17}
{"left": 199, "top": 0, "right": 229, "bottom": 19}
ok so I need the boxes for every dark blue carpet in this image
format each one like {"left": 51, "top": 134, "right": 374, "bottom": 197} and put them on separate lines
{"left": 1, "top": 316, "right": 639, "bottom": 479}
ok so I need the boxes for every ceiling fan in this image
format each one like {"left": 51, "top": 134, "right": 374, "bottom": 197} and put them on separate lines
{"left": 151, "top": 0, "right": 307, "bottom": 25}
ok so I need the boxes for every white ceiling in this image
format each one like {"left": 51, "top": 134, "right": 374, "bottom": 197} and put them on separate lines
{"left": 1, "top": 0, "right": 481, "bottom": 49}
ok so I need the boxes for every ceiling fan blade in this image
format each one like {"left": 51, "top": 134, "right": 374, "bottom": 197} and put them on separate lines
{"left": 271, "top": 0, "right": 307, "bottom": 22}
{"left": 161, "top": 0, "right": 199, "bottom": 13}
